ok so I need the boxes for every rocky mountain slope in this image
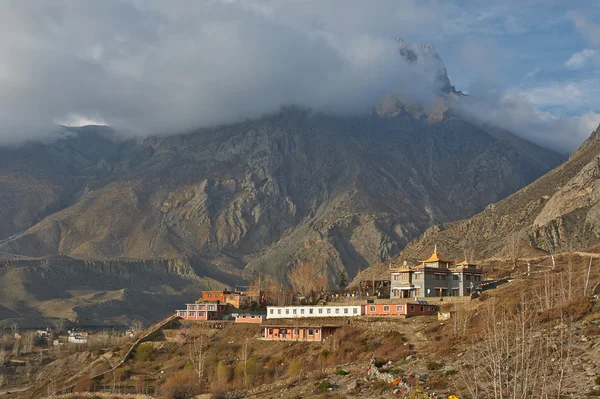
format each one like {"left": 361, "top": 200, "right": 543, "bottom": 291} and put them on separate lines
{"left": 363, "top": 123, "right": 600, "bottom": 277}
{"left": 0, "top": 40, "right": 566, "bottom": 326}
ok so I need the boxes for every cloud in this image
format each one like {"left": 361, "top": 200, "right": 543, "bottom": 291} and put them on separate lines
{"left": 565, "top": 49, "right": 600, "bottom": 69}
{"left": 0, "top": 0, "right": 598, "bottom": 155}
{"left": 0, "top": 0, "right": 449, "bottom": 144}
{"left": 568, "top": 10, "right": 600, "bottom": 46}
{"left": 453, "top": 82, "right": 600, "bottom": 154}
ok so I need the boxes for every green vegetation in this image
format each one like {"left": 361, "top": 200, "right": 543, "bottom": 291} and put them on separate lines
{"left": 426, "top": 361, "right": 442, "bottom": 371}
{"left": 134, "top": 344, "right": 154, "bottom": 362}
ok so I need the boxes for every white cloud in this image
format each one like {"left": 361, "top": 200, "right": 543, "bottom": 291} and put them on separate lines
{"left": 0, "top": 0, "right": 451, "bottom": 144}
{"left": 568, "top": 10, "right": 600, "bottom": 47}
{"left": 0, "top": 0, "right": 598, "bottom": 155}
{"left": 454, "top": 83, "right": 600, "bottom": 154}
{"left": 565, "top": 49, "right": 600, "bottom": 69}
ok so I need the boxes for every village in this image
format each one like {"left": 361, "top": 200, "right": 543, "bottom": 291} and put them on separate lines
{"left": 175, "top": 248, "right": 484, "bottom": 342}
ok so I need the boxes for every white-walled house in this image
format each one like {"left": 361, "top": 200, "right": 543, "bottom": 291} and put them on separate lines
{"left": 266, "top": 305, "right": 362, "bottom": 319}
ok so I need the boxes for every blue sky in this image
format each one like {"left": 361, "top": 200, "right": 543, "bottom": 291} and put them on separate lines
{"left": 0, "top": 0, "right": 598, "bottom": 153}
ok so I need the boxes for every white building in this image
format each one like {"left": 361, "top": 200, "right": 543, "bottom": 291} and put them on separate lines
{"left": 266, "top": 305, "right": 363, "bottom": 319}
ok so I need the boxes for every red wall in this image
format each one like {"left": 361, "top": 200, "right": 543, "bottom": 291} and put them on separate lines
{"left": 363, "top": 303, "right": 435, "bottom": 317}
{"left": 235, "top": 315, "right": 263, "bottom": 324}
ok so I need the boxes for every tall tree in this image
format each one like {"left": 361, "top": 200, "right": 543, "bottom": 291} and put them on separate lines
{"left": 339, "top": 271, "right": 348, "bottom": 289}
{"left": 288, "top": 261, "right": 327, "bottom": 305}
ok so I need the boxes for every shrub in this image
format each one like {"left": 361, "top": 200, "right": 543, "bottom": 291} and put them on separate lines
{"left": 316, "top": 380, "right": 331, "bottom": 390}
{"left": 335, "top": 369, "right": 349, "bottom": 376}
{"left": 159, "top": 371, "right": 202, "bottom": 399}
{"left": 287, "top": 360, "right": 303, "bottom": 377}
{"left": 444, "top": 369, "right": 457, "bottom": 376}
{"left": 320, "top": 349, "right": 329, "bottom": 358}
{"left": 595, "top": 375, "right": 600, "bottom": 385}
{"left": 426, "top": 361, "right": 442, "bottom": 371}
{"left": 134, "top": 344, "right": 154, "bottom": 362}
{"left": 73, "top": 376, "right": 96, "bottom": 393}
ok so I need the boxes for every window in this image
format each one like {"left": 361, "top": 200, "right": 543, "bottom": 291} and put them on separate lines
{"left": 208, "top": 293, "right": 212, "bottom": 298}
{"left": 293, "top": 309, "right": 297, "bottom": 314}
{"left": 393, "top": 274, "right": 398, "bottom": 280}
{"left": 199, "top": 312, "right": 205, "bottom": 317}
{"left": 318, "top": 309, "right": 323, "bottom": 314}
{"left": 466, "top": 275, "right": 471, "bottom": 281}
{"left": 415, "top": 274, "right": 420, "bottom": 280}
{"left": 242, "top": 315, "right": 246, "bottom": 319}
{"left": 335, "top": 308, "right": 340, "bottom": 314}
{"left": 301, "top": 309, "right": 305, "bottom": 314}
{"left": 410, "top": 305, "right": 415, "bottom": 312}
{"left": 278, "top": 309, "right": 281, "bottom": 314}
{"left": 286, "top": 309, "right": 290, "bottom": 314}
{"left": 327, "top": 308, "right": 331, "bottom": 314}
{"left": 420, "top": 306, "right": 424, "bottom": 312}
{"left": 427, "top": 307, "right": 430, "bottom": 311}
{"left": 216, "top": 293, "right": 220, "bottom": 297}
{"left": 453, "top": 275, "right": 459, "bottom": 280}
{"left": 344, "top": 308, "right": 348, "bottom": 314}
{"left": 435, "top": 274, "right": 440, "bottom": 280}
{"left": 208, "top": 305, "right": 215, "bottom": 311}
{"left": 189, "top": 311, "right": 195, "bottom": 316}
{"left": 441, "top": 275, "right": 446, "bottom": 280}
{"left": 270, "top": 309, "right": 274, "bottom": 314}
{"left": 309, "top": 308, "right": 313, "bottom": 314}
{"left": 396, "top": 305, "right": 403, "bottom": 312}
{"left": 268, "top": 328, "right": 273, "bottom": 335}
{"left": 383, "top": 306, "right": 390, "bottom": 312}
{"left": 308, "top": 329, "right": 314, "bottom": 336}
{"left": 353, "top": 308, "right": 358, "bottom": 314}
{"left": 370, "top": 306, "right": 376, "bottom": 312}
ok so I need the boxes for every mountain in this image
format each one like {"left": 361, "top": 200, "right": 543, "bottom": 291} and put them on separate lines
{"left": 362, "top": 123, "right": 600, "bottom": 278}
{"left": 0, "top": 40, "right": 566, "bottom": 326}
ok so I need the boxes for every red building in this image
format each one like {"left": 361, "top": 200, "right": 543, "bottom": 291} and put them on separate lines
{"left": 176, "top": 303, "right": 226, "bottom": 321}
{"left": 201, "top": 290, "right": 263, "bottom": 309}
{"left": 262, "top": 324, "right": 340, "bottom": 342}
{"left": 363, "top": 302, "right": 435, "bottom": 317}
{"left": 235, "top": 314, "right": 264, "bottom": 324}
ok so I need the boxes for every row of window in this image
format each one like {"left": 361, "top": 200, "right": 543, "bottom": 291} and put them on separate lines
{"left": 187, "top": 305, "right": 217, "bottom": 311}
{"left": 178, "top": 311, "right": 206, "bottom": 317}
{"left": 268, "top": 307, "right": 359, "bottom": 315}
{"left": 393, "top": 273, "right": 482, "bottom": 281}
{"left": 267, "top": 328, "right": 320, "bottom": 336}
{"left": 367, "top": 305, "right": 431, "bottom": 313}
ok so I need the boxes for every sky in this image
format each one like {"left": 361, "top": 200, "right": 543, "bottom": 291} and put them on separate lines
{"left": 0, "top": 0, "right": 599, "bottom": 154}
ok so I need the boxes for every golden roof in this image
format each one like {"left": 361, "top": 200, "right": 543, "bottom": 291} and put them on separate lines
{"left": 419, "top": 247, "right": 453, "bottom": 264}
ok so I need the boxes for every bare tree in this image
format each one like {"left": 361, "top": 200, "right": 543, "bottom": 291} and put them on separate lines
{"left": 288, "top": 261, "right": 327, "bottom": 305}
{"left": 0, "top": 347, "right": 6, "bottom": 365}
{"left": 22, "top": 331, "right": 35, "bottom": 353}
{"left": 131, "top": 320, "right": 144, "bottom": 334}
{"left": 507, "top": 234, "right": 521, "bottom": 269}
{"left": 189, "top": 335, "right": 207, "bottom": 387}
{"left": 261, "top": 276, "right": 288, "bottom": 306}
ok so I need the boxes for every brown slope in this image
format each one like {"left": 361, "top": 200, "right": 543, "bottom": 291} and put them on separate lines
{"left": 0, "top": 111, "right": 563, "bottom": 286}
{"left": 362, "top": 123, "right": 600, "bottom": 279}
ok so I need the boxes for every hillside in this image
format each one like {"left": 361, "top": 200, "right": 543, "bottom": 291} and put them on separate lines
{"left": 361, "top": 123, "right": 600, "bottom": 279}
{"left": 0, "top": 39, "right": 567, "bottom": 327}
{"left": 1, "top": 254, "right": 599, "bottom": 398}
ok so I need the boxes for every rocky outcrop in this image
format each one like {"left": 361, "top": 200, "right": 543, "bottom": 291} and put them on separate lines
{"left": 0, "top": 110, "right": 564, "bottom": 290}
{"left": 362, "top": 124, "right": 600, "bottom": 278}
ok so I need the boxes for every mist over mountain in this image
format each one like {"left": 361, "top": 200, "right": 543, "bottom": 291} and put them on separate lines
{"left": 0, "top": 1, "right": 597, "bottom": 153}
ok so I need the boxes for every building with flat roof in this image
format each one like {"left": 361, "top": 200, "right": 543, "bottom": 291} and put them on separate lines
{"left": 266, "top": 305, "right": 362, "bottom": 319}
{"left": 176, "top": 303, "right": 226, "bottom": 320}
{"left": 390, "top": 247, "right": 483, "bottom": 298}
